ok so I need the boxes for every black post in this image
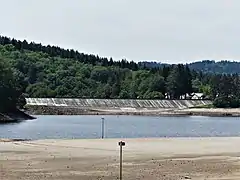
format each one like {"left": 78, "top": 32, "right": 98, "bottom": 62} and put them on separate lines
{"left": 101, "top": 118, "right": 104, "bottom": 139}
{"left": 118, "top": 141, "right": 125, "bottom": 180}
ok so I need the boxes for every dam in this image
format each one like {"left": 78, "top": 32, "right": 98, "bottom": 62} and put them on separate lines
{"left": 26, "top": 98, "right": 212, "bottom": 109}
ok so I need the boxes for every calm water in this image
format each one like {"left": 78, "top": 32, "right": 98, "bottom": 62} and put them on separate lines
{"left": 0, "top": 115, "right": 240, "bottom": 140}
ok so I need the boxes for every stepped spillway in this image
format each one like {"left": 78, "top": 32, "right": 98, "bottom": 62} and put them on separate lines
{"left": 26, "top": 98, "right": 211, "bottom": 109}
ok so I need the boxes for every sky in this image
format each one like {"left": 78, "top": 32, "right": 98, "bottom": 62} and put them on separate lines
{"left": 0, "top": 0, "right": 240, "bottom": 64}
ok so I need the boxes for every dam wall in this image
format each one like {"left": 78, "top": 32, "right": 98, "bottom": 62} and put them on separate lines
{"left": 26, "top": 98, "right": 212, "bottom": 109}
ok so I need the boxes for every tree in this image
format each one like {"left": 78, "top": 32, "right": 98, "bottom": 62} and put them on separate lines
{"left": 184, "top": 65, "right": 193, "bottom": 95}
{"left": 143, "top": 91, "right": 164, "bottom": 99}
{"left": 166, "top": 67, "right": 181, "bottom": 99}
{"left": 119, "top": 90, "right": 131, "bottom": 99}
{"left": 0, "top": 58, "right": 26, "bottom": 111}
{"left": 149, "top": 75, "right": 166, "bottom": 95}
{"left": 192, "top": 78, "right": 202, "bottom": 92}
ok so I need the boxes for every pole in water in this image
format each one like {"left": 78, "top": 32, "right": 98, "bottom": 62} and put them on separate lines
{"left": 118, "top": 141, "right": 125, "bottom": 180}
{"left": 101, "top": 117, "right": 105, "bottom": 139}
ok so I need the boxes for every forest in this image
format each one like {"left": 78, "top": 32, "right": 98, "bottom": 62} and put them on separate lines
{"left": 0, "top": 35, "right": 240, "bottom": 108}
{"left": 140, "top": 60, "right": 240, "bottom": 74}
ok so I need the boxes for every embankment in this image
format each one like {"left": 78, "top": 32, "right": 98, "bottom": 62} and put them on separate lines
{"left": 0, "top": 109, "right": 35, "bottom": 123}
{"left": 26, "top": 105, "right": 240, "bottom": 117}
{"left": 25, "top": 98, "right": 215, "bottom": 116}
{"left": 26, "top": 98, "right": 211, "bottom": 109}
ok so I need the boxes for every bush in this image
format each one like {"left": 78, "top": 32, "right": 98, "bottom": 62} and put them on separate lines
{"left": 213, "top": 96, "right": 240, "bottom": 108}
{"left": 143, "top": 91, "right": 164, "bottom": 99}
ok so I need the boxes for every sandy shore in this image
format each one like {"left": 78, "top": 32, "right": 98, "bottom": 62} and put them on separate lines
{"left": 26, "top": 105, "right": 240, "bottom": 116}
{"left": 1, "top": 137, "right": 240, "bottom": 179}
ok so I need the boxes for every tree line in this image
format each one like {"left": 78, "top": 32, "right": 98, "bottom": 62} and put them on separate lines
{"left": 140, "top": 60, "right": 240, "bottom": 74}
{"left": 0, "top": 36, "right": 239, "bottom": 108}
{"left": 0, "top": 36, "right": 139, "bottom": 70}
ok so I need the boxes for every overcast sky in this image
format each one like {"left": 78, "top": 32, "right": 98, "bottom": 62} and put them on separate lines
{"left": 0, "top": 0, "right": 240, "bottom": 63}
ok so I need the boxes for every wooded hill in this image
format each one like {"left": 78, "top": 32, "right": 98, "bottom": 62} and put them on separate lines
{"left": 0, "top": 35, "right": 240, "bottom": 108}
{"left": 140, "top": 60, "right": 240, "bottom": 74}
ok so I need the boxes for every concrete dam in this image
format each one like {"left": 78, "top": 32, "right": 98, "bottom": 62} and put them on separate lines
{"left": 26, "top": 98, "right": 212, "bottom": 110}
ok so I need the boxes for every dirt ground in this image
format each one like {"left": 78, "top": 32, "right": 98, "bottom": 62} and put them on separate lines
{"left": 1, "top": 138, "right": 240, "bottom": 180}
{"left": 27, "top": 105, "right": 240, "bottom": 117}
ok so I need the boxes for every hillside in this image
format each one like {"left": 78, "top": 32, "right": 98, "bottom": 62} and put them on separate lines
{"left": 0, "top": 36, "right": 138, "bottom": 70}
{"left": 139, "top": 60, "right": 240, "bottom": 74}
{"left": 188, "top": 60, "right": 240, "bottom": 74}
{"left": 2, "top": 35, "right": 240, "bottom": 75}
{"left": 0, "top": 35, "right": 240, "bottom": 108}
{"left": 0, "top": 36, "right": 193, "bottom": 99}
{"left": 0, "top": 44, "right": 177, "bottom": 99}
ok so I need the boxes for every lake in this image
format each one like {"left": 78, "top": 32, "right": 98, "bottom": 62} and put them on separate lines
{"left": 0, "top": 115, "right": 240, "bottom": 140}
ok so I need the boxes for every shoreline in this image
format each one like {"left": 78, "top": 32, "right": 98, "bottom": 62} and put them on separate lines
{"left": 1, "top": 136, "right": 240, "bottom": 142}
{"left": 0, "top": 109, "right": 35, "bottom": 123}
{"left": 25, "top": 105, "right": 240, "bottom": 117}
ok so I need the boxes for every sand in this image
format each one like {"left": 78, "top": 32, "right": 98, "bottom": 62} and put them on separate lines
{"left": 1, "top": 137, "right": 240, "bottom": 179}
{"left": 27, "top": 105, "right": 240, "bottom": 116}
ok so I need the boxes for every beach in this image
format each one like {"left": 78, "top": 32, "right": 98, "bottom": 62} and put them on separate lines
{"left": 26, "top": 105, "right": 240, "bottom": 117}
{"left": 1, "top": 137, "right": 240, "bottom": 179}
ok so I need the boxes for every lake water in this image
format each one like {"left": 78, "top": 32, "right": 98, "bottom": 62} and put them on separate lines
{"left": 0, "top": 115, "right": 240, "bottom": 140}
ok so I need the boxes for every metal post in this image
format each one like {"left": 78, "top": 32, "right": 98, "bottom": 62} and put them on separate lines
{"left": 118, "top": 141, "right": 125, "bottom": 180}
{"left": 101, "top": 118, "right": 104, "bottom": 139}
{"left": 120, "top": 144, "right": 122, "bottom": 180}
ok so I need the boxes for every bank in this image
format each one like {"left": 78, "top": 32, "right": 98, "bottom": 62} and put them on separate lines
{"left": 24, "top": 98, "right": 240, "bottom": 117}
{"left": 0, "top": 109, "right": 35, "bottom": 123}
{"left": 24, "top": 105, "right": 240, "bottom": 117}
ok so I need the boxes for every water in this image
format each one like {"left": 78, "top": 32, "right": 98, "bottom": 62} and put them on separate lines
{"left": 0, "top": 115, "right": 240, "bottom": 140}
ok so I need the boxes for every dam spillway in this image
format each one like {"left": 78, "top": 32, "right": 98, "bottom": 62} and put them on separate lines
{"left": 26, "top": 98, "right": 212, "bottom": 109}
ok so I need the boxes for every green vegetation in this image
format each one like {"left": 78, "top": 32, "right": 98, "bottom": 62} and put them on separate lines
{"left": 0, "top": 44, "right": 193, "bottom": 99}
{"left": 140, "top": 60, "right": 240, "bottom": 74}
{"left": 0, "top": 57, "right": 26, "bottom": 112}
{"left": 0, "top": 35, "right": 240, "bottom": 108}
